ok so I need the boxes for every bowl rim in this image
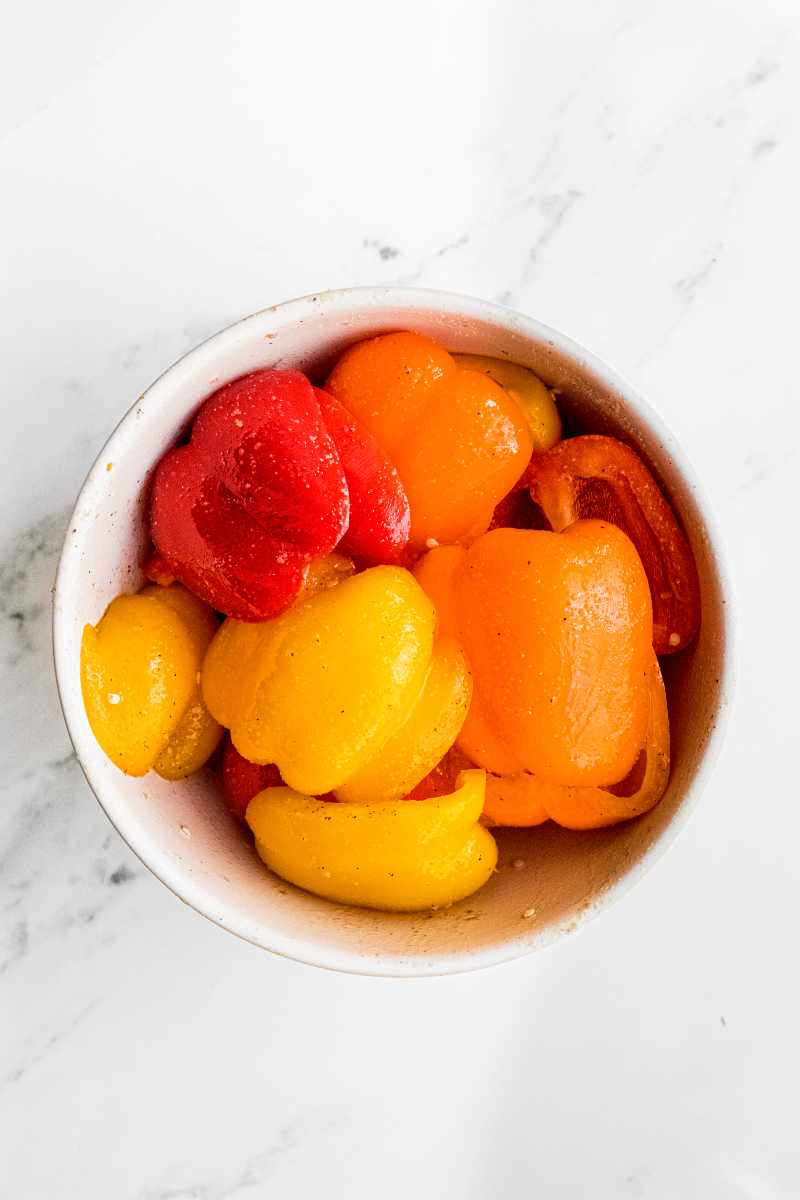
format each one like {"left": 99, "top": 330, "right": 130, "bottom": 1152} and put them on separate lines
{"left": 53, "top": 285, "right": 737, "bottom": 977}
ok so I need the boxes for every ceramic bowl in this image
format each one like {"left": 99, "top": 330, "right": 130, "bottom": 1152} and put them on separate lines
{"left": 53, "top": 287, "right": 734, "bottom": 976}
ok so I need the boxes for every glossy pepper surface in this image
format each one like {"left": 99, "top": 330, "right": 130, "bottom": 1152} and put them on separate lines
{"left": 150, "top": 370, "right": 349, "bottom": 621}
{"left": 80, "top": 584, "right": 222, "bottom": 778}
{"left": 335, "top": 635, "right": 471, "bottom": 803}
{"left": 314, "top": 387, "right": 410, "bottom": 564}
{"left": 202, "top": 565, "right": 469, "bottom": 798}
{"left": 526, "top": 435, "right": 700, "bottom": 654}
{"left": 414, "top": 650, "right": 669, "bottom": 830}
{"left": 245, "top": 770, "right": 496, "bottom": 911}
{"left": 415, "top": 521, "right": 653, "bottom": 787}
{"left": 326, "top": 332, "right": 533, "bottom": 545}
{"left": 221, "top": 737, "right": 283, "bottom": 821}
{"left": 453, "top": 355, "right": 561, "bottom": 452}
{"left": 517, "top": 650, "right": 670, "bottom": 829}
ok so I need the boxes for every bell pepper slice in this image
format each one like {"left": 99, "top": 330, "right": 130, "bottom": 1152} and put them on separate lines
{"left": 150, "top": 370, "right": 349, "bottom": 621}
{"left": 414, "top": 651, "right": 669, "bottom": 829}
{"left": 335, "top": 636, "right": 471, "bottom": 803}
{"left": 326, "top": 332, "right": 533, "bottom": 546}
{"left": 246, "top": 770, "right": 496, "bottom": 911}
{"left": 526, "top": 435, "right": 700, "bottom": 654}
{"left": 412, "top": 545, "right": 525, "bottom": 775}
{"left": 411, "top": 745, "right": 549, "bottom": 826}
{"left": 458, "top": 522, "right": 653, "bottom": 786}
{"left": 314, "top": 388, "right": 410, "bottom": 564}
{"left": 487, "top": 652, "right": 670, "bottom": 829}
{"left": 482, "top": 773, "right": 550, "bottom": 827}
{"left": 221, "top": 737, "right": 283, "bottom": 822}
{"left": 138, "top": 584, "right": 223, "bottom": 780}
{"left": 453, "top": 355, "right": 561, "bottom": 451}
{"left": 81, "top": 585, "right": 221, "bottom": 778}
{"left": 415, "top": 524, "right": 653, "bottom": 787}
{"left": 203, "top": 566, "right": 436, "bottom": 795}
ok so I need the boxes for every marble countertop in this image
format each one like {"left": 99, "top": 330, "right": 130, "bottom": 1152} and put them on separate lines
{"left": 2, "top": 1, "right": 798, "bottom": 1196}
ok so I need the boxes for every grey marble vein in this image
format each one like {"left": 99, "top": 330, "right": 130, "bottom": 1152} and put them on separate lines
{"left": 135, "top": 1112, "right": 341, "bottom": 1200}
{"left": 4, "top": 1000, "right": 99, "bottom": 1087}
{"left": 0, "top": 509, "right": 68, "bottom": 671}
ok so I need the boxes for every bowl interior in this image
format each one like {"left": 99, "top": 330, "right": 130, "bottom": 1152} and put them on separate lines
{"left": 54, "top": 290, "right": 730, "bottom": 975}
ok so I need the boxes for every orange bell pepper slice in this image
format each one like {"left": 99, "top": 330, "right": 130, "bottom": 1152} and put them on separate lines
{"left": 482, "top": 773, "right": 549, "bottom": 827}
{"left": 326, "top": 332, "right": 533, "bottom": 546}
{"left": 414, "top": 523, "right": 654, "bottom": 786}
{"left": 526, "top": 435, "right": 700, "bottom": 655}
{"left": 413, "top": 544, "right": 525, "bottom": 775}
{"left": 483, "top": 651, "right": 669, "bottom": 829}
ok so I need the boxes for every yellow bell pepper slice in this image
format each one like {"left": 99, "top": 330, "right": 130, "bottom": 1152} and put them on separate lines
{"left": 200, "top": 555, "right": 355, "bottom": 734}
{"left": 336, "top": 636, "right": 471, "bottom": 803}
{"left": 203, "top": 565, "right": 436, "bottom": 795}
{"left": 81, "top": 591, "right": 191, "bottom": 776}
{"left": 453, "top": 354, "right": 561, "bottom": 452}
{"left": 81, "top": 584, "right": 221, "bottom": 778}
{"left": 202, "top": 615, "right": 288, "bottom": 733}
{"left": 246, "top": 769, "right": 496, "bottom": 911}
{"left": 137, "top": 584, "right": 223, "bottom": 779}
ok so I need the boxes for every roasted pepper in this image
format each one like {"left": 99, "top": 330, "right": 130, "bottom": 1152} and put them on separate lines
{"left": 150, "top": 369, "right": 350, "bottom": 621}
{"left": 81, "top": 583, "right": 222, "bottom": 778}
{"left": 413, "top": 650, "right": 669, "bottom": 831}
{"left": 202, "top": 565, "right": 470, "bottom": 799}
{"left": 336, "top": 635, "right": 471, "bottom": 803}
{"left": 326, "top": 332, "right": 533, "bottom": 545}
{"left": 414, "top": 544, "right": 525, "bottom": 776}
{"left": 246, "top": 770, "right": 496, "bottom": 911}
{"left": 221, "top": 737, "right": 284, "bottom": 821}
{"left": 415, "top": 521, "right": 654, "bottom": 788}
{"left": 527, "top": 435, "right": 700, "bottom": 654}
{"left": 496, "top": 650, "right": 670, "bottom": 829}
{"left": 314, "top": 387, "right": 410, "bottom": 564}
{"left": 453, "top": 355, "right": 561, "bottom": 452}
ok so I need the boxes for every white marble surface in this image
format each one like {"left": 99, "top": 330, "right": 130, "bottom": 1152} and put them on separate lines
{"left": 2, "top": 1, "right": 798, "bottom": 1195}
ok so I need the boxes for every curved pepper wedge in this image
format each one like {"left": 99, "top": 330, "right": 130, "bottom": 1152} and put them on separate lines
{"left": 246, "top": 770, "right": 497, "bottom": 911}
{"left": 326, "top": 332, "right": 533, "bottom": 545}
{"left": 81, "top": 584, "right": 222, "bottom": 778}
{"left": 526, "top": 435, "right": 700, "bottom": 655}
{"left": 150, "top": 370, "right": 349, "bottom": 621}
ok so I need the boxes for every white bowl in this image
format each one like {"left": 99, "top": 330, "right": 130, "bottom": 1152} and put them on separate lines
{"left": 53, "top": 287, "right": 734, "bottom": 976}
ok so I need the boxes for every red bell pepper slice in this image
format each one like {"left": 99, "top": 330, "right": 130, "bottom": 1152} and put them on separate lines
{"left": 222, "top": 738, "right": 283, "bottom": 821}
{"left": 150, "top": 370, "right": 349, "bottom": 621}
{"left": 315, "top": 388, "right": 410, "bottom": 564}
{"left": 526, "top": 435, "right": 700, "bottom": 654}
{"left": 142, "top": 551, "right": 176, "bottom": 587}
{"left": 221, "top": 738, "right": 335, "bottom": 819}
